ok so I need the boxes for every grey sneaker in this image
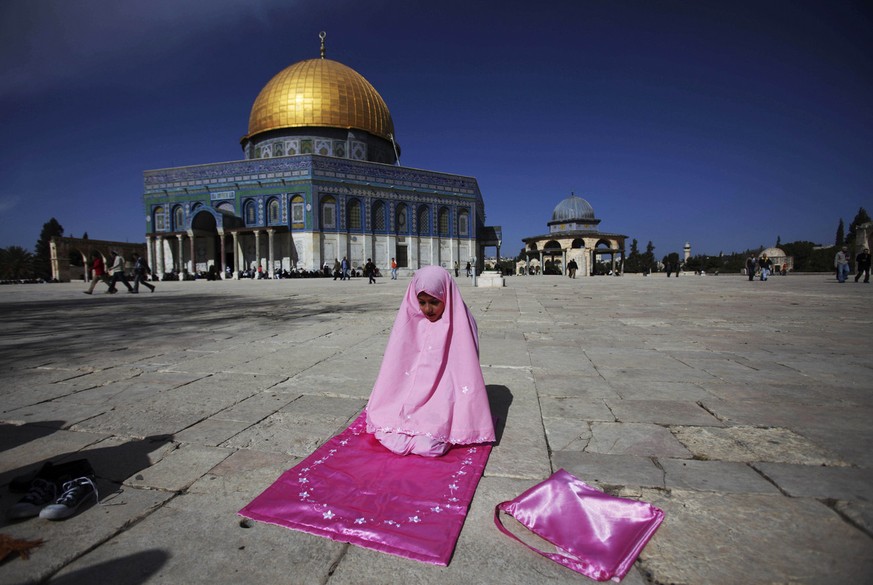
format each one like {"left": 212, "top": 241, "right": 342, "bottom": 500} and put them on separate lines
{"left": 39, "top": 477, "right": 98, "bottom": 520}
{"left": 7, "top": 479, "right": 57, "bottom": 520}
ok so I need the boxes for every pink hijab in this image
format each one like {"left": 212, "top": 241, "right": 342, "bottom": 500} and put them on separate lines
{"left": 366, "top": 266, "right": 495, "bottom": 446}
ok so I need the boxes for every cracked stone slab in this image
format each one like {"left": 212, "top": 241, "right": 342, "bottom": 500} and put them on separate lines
{"left": 543, "top": 418, "right": 593, "bottom": 451}
{"left": 639, "top": 489, "right": 873, "bottom": 584}
{"left": 753, "top": 462, "right": 873, "bottom": 501}
{"left": 588, "top": 422, "right": 693, "bottom": 458}
{"left": 608, "top": 379, "right": 717, "bottom": 402}
{"left": 539, "top": 396, "right": 615, "bottom": 421}
{"left": 531, "top": 371, "right": 619, "bottom": 400}
{"left": 834, "top": 500, "right": 873, "bottom": 536}
{"left": 124, "top": 443, "right": 233, "bottom": 492}
{"left": 672, "top": 425, "right": 849, "bottom": 465}
{"left": 658, "top": 458, "right": 781, "bottom": 494}
{"left": 552, "top": 451, "right": 666, "bottom": 489}
{"left": 606, "top": 399, "right": 724, "bottom": 427}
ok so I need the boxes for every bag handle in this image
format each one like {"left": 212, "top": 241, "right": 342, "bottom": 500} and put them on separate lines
{"left": 493, "top": 501, "right": 606, "bottom": 580}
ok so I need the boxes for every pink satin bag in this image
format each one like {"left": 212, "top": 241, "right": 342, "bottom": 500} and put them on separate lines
{"left": 494, "top": 469, "right": 664, "bottom": 582}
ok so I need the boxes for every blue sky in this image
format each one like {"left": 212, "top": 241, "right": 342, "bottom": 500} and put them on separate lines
{"left": 1, "top": 0, "right": 871, "bottom": 258}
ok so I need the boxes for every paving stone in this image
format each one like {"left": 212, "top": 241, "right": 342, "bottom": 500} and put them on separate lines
{"left": 586, "top": 421, "right": 693, "bottom": 458}
{"left": 753, "top": 462, "right": 873, "bottom": 501}
{"left": 673, "top": 425, "right": 849, "bottom": 465}
{"left": 552, "top": 451, "right": 666, "bottom": 489}
{"left": 606, "top": 398, "right": 724, "bottom": 427}
{"left": 124, "top": 443, "right": 233, "bottom": 492}
{"left": 639, "top": 489, "right": 873, "bottom": 584}
{"left": 659, "top": 458, "right": 781, "bottom": 494}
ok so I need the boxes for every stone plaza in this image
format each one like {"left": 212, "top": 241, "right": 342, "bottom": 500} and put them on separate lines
{"left": 1, "top": 273, "right": 871, "bottom": 584}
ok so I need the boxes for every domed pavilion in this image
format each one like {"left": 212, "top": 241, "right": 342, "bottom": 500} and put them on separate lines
{"left": 759, "top": 247, "right": 794, "bottom": 273}
{"left": 142, "top": 33, "right": 499, "bottom": 278}
{"left": 520, "top": 194, "right": 627, "bottom": 276}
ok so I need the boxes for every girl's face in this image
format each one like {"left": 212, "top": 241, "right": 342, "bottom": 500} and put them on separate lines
{"left": 417, "top": 292, "right": 445, "bottom": 322}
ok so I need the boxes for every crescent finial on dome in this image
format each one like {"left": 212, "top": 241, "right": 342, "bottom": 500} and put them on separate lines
{"left": 319, "top": 31, "right": 326, "bottom": 59}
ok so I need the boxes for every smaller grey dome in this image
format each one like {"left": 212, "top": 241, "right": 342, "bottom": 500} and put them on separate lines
{"left": 552, "top": 195, "right": 595, "bottom": 222}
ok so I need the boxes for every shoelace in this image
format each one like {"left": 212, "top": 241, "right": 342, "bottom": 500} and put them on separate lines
{"left": 56, "top": 477, "right": 99, "bottom": 506}
{"left": 22, "top": 479, "right": 56, "bottom": 504}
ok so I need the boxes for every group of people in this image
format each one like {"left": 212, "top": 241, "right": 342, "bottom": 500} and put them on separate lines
{"left": 84, "top": 251, "right": 155, "bottom": 295}
{"left": 745, "top": 254, "right": 775, "bottom": 281}
{"left": 835, "top": 246, "right": 871, "bottom": 283}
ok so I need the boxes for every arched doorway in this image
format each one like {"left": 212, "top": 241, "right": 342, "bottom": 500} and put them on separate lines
{"left": 190, "top": 210, "right": 221, "bottom": 277}
{"left": 543, "top": 240, "right": 563, "bottom": 275}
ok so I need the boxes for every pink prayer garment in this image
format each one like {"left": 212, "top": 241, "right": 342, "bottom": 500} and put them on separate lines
{"left": 366, "top": 265, "right": 495, "bottom": 455}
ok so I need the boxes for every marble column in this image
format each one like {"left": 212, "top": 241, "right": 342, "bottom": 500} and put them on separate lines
{"left": 267, "top": 229, "right": 275, "bottom": 278}
{"left": 231, "top": 232, "right": 240, "bottom": 279}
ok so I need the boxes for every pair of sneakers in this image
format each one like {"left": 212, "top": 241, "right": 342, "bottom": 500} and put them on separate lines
{"left": 7, "top": 459, "right": 98, "bottom": 521}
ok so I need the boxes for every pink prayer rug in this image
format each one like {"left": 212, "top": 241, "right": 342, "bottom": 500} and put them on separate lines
{"left": 239, "top": 412, "right": 492, "bottom": 565}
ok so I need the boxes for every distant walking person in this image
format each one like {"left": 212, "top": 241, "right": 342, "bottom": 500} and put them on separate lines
{"left": 758, "top": 254, "right": 772, "bottom": 281}
{"left": 365, "top": 258, "right": 377, "bottom": 284}
{"left": 465, "top": 261, "right": 472, "bottom": 277}
{"left": 132, "top": 253, "right": 155, "bottom": 293}
{"left": 567, "top": 259, "right": 578, "bottom": 279}
{"left": 834, "top": 247, "right": 850, "bottom": 283}
{"left": 106, "top": 251, "right": 134, "bottom": 294}
{"left": 333, "top": 258, "right": 341, "bottom": 280}
{"left": 855, "top": 248, "right": 871, "bottom": 283}
{"left": 745, "top": 255, "right": 756, "bottom": 281}
{"left": 341, "top": 256, "right": 350, "bottom": 281}
{"left": 83, "top": 252, "right": 110, "bottom": 294}
{"left": 454, "top": 261, "right": 459, "bottom": 277}
{"left": 665, "top": 261, "right": 672, "bottom": 277}
{"left": 390, "top": 257, "right": 398, "bottom": 280}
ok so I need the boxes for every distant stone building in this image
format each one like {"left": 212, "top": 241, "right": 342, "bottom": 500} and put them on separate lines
{"left": 520, "top": 194, "right": 627, "bottom": 276}
{"left": 760, "top": 247, "right": 794, "bottom": 273}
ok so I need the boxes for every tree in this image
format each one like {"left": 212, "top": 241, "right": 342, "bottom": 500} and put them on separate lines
{"left": 0, "top": 246, "right": 35, "bottom": 279}
{"left": 835, "top": 218, "right": 844, "bottom": 247}
{"left": 776, "top": 235, "right": 781, "bottom": 247}
{"left": 33, "top": 218, "right": 64, "bottom": 280}
{"left": 624, "top": 239, "right": 643, "bottom": 272}
{"left": 846, "top": 207, "right": 871, "bottom": 247}
{"left": 643, "top": 241, "right": 656, "bottom": 272}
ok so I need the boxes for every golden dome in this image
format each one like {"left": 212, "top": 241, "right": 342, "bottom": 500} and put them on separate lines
{"left": 244, "top": 58, "right": 395, "bottom": 142}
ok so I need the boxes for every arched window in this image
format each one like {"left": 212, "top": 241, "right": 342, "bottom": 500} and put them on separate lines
{"left": 438, "top": 207, "right": 450, "bottom": 236}
{"left": 173, "top": 206, "right": 184, "bottom": 231}
{"left": 291, "top": 195, "right": 305, "bottom": 228}
{"left": 153, "top": 206, "right": 165, "bottom": 231}
{"left": 417, "top": 206, "right": 430, "bottom": 236}
{"left": 244, "top": 200, "right": 257, "bottom": 225}
{"left": 458, "top": 211, "right": 469, "bottom": 236}
{"left": 321, "top": 196, "right": 337, "bottom": 230}
{"left": 396, "top": 203, "right": 408, "bottom": 233}
{"left": 347, "top": 199, "right": 362, "bottom": 231}
{"left": 372, "top": 200, "right": 386, "bottom": 231}
{"left": 216, "top": 202, "right": 234, "bottom": 214}
{"left": 267, "top": 199, "right": 280, "bottom": 225}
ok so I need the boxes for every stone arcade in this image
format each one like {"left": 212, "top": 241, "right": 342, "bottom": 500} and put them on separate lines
{"left": 521, "top": 194, "right": 627, "bottom": 276}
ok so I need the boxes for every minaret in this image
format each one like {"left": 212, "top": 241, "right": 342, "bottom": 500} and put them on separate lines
{"left": 684, "top": 242, "right": 691, "bottom": 262}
